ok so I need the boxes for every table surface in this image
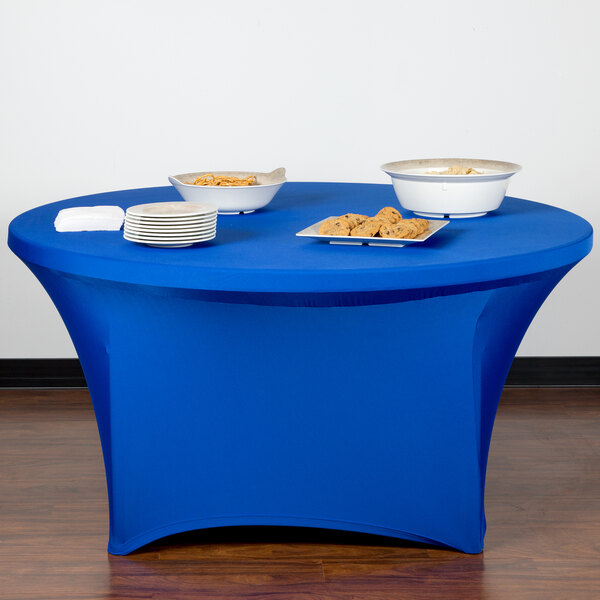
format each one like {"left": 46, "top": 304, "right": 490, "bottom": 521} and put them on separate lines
{"left": 8, "top": 183, "right": 593, "bottom": 294}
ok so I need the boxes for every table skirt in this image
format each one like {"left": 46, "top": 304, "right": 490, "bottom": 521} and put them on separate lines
{"left": 28, "top": 262, "right": 571, "bottom": 554}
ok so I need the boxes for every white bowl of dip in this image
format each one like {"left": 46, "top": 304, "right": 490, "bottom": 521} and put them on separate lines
{"left": 381, "top": 158, "right": 521, "bottom": 218}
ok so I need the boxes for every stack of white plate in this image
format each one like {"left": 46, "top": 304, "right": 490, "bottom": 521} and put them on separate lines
{"left": 124, "top": 202, "right": 218, "bottom": 248}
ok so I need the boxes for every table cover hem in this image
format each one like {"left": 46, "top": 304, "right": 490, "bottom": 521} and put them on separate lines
{"left": 107, "top": 514, "right": 477, "bottom": 556}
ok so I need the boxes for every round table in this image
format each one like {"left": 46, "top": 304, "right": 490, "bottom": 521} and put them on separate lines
{"left": 8, "top": 183, "right": 593, "bottom": 554}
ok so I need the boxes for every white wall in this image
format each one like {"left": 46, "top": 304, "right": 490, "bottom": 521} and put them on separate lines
{"left": 1, "top": 0, "right": 598, "bottom": 358}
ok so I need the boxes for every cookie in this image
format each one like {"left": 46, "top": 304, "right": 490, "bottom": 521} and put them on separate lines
{"left": 379, "top": 222, "right": 416, "bottom": 239}
{"left": 350, "top": 217, "right": 385, "bottom": 237}
{"left": 402, "top": 220, "right": 422, "bottom": 238}
{"left": 411, "top": 218, "right": 430, "bottom": 234}
{"left": 318, "top": 218, "right": 351, "bottom": 236}
{"left": 341, "top": 213, "right": 369, "bottom": 229}
{"left": 375, "top": 207, "right": 403, "bottom": 224}
{"left": 403, "top": 219, "right": 429, "bottom": 236}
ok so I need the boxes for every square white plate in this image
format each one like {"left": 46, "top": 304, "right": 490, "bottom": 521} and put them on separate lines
{"left": 296, "top": 217, "right": 449, "bottom": 247}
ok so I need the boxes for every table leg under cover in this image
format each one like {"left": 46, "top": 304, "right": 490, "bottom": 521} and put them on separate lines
{"left": 28, "top": 264, "right": 570, "bottom": 554}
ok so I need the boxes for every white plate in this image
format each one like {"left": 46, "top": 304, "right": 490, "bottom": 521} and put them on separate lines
{"left": 125, "top": 213, "right": 217, "bottom": 223}
{"left": 125, "top": 213, "right": 217, "bottom": 225}
{"left": 124, "top": 218, "right": 216, "bottom": 228}
{"left": 125, "top": 219, "right": 217, "bottom": 231}
{"left": 124, "top": 225, "right": 216, "bottom": 237}
{"left": 126, "top": 202, "right": 217, "bottom": 218}
{"left": 123, "top": 229, "right": 216, "bottom": 242}
{"left": 124, "top": 233, "right": 216, "bottom": 241}
{"left": 124, "top": 231, "right": 216, "bottom": 241}
{"left": 123, "top": 226, "right": 217, "bottom": 237}
{"left": 124, "top": 233, "right": 216, "bottom": 246}
{"left": 168, "top": 168, "right": 286, "bottom": 214}
{"left": 124, "top": 234, "right": 216, "bottom": 248}
{"left": 125, "top": 217, "right": 217, "bottom": 226}
{"left": 296, "top": 217, "right": 449, "bottom": 247}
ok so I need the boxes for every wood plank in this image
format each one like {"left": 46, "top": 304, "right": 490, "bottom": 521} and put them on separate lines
{"left": 0, "top": 388, "right": 599, "bottom": 599}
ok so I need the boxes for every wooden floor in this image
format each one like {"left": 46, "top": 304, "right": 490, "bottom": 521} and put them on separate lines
{"left": 0, "top": 388, "right": 599, "bottom": 600}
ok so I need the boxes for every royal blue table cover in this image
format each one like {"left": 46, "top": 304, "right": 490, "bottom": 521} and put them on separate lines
{"left": 7, "top": 182, "right": 593, "bottom": 554}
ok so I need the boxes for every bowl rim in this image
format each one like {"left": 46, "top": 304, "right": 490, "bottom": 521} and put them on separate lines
{"left": 380, "top": 158, "right": 522, "bottom": 177}
{"left": 169, "top": 170, "right": 287, "bottom": 189}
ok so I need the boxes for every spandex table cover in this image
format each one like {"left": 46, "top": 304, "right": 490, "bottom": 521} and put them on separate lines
{"left": 8, "top": 183, "right": 593, "bottom": 554}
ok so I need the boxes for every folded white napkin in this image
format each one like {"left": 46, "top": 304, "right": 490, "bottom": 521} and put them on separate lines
{"left": 54, "top": 206, "right": 125, "bottom": 232}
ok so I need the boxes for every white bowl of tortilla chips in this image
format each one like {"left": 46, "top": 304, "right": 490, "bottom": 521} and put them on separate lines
{"left": 169, "top": 167, "right": 286, "bottom": 214}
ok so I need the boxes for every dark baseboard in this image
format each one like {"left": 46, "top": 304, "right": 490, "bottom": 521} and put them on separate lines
{"left": 0, "top": 357, "right": 599, "bottom": 389}
{"left": 0, "top": 359, "right": 86, "bottom": 388}
{"left": 504, "top": 357, "right": 600, "bottom": 387}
